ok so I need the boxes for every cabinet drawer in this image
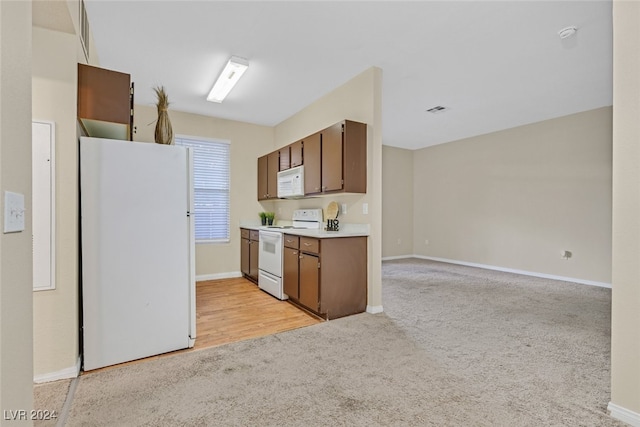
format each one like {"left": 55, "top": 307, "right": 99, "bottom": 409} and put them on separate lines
{"left": 241, "top": 228, "right": 250, "bottom": 239}
{"left": 300, "top": 237, "right": 319, "bottom": 254}
{"left": 250, "top": 230, "right": 260, "bottom": 241}
{"left": 284, "top": 234, "right": 299, "bottom": 249}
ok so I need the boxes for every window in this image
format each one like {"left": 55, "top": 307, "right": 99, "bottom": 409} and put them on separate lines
{"left": 175, "top": 135, "right": 230, "bottom": 243}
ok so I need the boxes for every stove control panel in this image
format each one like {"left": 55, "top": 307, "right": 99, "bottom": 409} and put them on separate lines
{"left": 292, "top": 209, "right": 323, "bottom": 223}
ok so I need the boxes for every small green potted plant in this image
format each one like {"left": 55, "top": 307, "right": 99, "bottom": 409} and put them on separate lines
{"left": 259, "top": 212, "right": 267, "bottom": 226}
{"left": 265, "top": 212, "right": 275, "bottom": 226}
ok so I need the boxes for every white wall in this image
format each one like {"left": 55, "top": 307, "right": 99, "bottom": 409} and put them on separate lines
{"left": 381, "top": 145, "right": 414, "bottom": 258}
{"left": 132, "top": 105, "right": 274, "bottom": 279}
{"left": 31, "top": 0, "right": 101, "bottom": 381}
{"left": 0, "top": 0, "right": 34, "bottom": 422}
{"left": 411, "top": 108, "right": 612, "bottom": 285}
{"left": 31, "top": 26, "right": 80, "bottom": 381}
{"left": 610, "top": 0, "right": 640, "bottom": 422}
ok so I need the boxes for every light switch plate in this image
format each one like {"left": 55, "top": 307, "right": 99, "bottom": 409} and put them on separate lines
{"left": 4, "top": 191, "right": 25, "bottom": 233}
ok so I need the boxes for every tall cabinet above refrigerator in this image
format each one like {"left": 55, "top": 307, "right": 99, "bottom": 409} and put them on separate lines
{"left": 80, "top": 137, "right": 196, "bottom": 371}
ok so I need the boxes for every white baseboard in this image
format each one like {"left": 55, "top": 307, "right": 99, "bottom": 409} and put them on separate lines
{"left": 381, "top": 255, "right": 411, "bottom": 261}
{"left": 387, "top": 255, "right": 612, "bottom": 288}
{"left": 33, "top": 356, "right": 80, "bottom": 384}
{"left": 366, "top": 305, "right": 384, "bottom": 314}
{"left": 608, "top": 402, "right": 640, "bottom": 426}
{"left": 196, "top": 271, "right": 242, "bottom": 282}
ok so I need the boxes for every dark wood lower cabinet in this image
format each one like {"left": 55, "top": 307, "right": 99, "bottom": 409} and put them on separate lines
{"left": 283, "top": 246, "right": 300, "bottom": 300}
{"left": 299, "top": 253, "right": 319, "bottom": 312}
{"left": 283, "top": 234, "right": 367, "bottom": 320}
{"left": 249, "top": 236, "right": 259, "bottom": 281}
{"left": 240, "top": 228, "right": 259, "bottom": 284}
{"left": 241, "top": 236, "right": 250, "bottom": 276}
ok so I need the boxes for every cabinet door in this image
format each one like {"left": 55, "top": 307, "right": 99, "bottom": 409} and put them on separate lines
{"left": 290, "top": 140, "right": 303, "bottom": 168}
{"left": 283, "top": 247, "right": 300, "bottom": 300}
{"left": 77, "top": 64, "right": 132, "bottom": 140}
{"left": 249, "top": 237, "right": 259, "bottom": 281}
{"left": 342, "top": 120, "right": 367, "bottom": 193}
{"left": 321, "top": 123, "right": 343, "bottom": 192}
{"left": 267, "top": 151, "right": 280, "bottom": 199}
{"left": 303, "top": 132, "right": 322, "bottom": 195}
{"left": 299, "top": 253, "right": 320, "bottom": 312}
{"left": 241, "top": 237, "right": 250, "bottom": 276}
{"left": 257, "top": 155, "right": 268, "bottom": 200}
{"left": 279, "top": 146, "right": 290, "bottom": 171}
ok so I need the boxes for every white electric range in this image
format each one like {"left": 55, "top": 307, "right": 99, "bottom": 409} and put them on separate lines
{"left": 257, "top": 209, "right": 323, "bottom": 300}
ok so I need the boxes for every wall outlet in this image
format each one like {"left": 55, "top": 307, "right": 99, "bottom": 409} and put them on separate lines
{"left": 397, "top": 238, "right": 401, "bottom": 245}
{"left": 341, "top": 203, "right": 347, "bottom": 215}
{"left": 362, "top": 203, "right": 368, "bottom": 214}
{"left": 425, "top": 239, "right": 429, "bottom": 245}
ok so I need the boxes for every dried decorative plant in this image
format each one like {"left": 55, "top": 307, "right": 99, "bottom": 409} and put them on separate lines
{"left": 153, "top": 86, "right": 173, "bottom": 145}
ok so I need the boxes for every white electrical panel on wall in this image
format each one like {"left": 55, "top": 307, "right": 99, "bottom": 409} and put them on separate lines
{"left": 32, "top": 120, "right": 56, "bottom": 291}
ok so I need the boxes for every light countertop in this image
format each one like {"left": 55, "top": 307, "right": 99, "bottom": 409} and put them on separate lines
{"left": 239, "top": 222, "right": 369, "bottom": 238}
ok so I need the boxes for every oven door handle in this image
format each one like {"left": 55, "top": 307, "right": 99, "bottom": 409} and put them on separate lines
{"left": 259, "top": 230, "right": 283, "bottom": 243}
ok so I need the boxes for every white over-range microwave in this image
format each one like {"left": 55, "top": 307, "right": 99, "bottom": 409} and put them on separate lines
{"left": 277, "top": 165, "right": 305, "bottom": 198}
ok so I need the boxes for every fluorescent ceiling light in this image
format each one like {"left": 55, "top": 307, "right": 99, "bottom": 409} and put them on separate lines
{"left": 206, "top": 56, "right": 249, "bottom": 103}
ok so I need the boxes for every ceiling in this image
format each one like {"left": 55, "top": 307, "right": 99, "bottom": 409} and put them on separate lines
{"left": 82, "top": 1, "right": 612, "bottom": 150}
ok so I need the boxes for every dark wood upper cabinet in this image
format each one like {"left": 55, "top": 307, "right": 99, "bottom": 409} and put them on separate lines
{"left": 303, "top": 133, "right": 322, "bottom": 195}
{"left": 280, "top": 140, "right": 303, "bottom": 172}
{"left": 305, "top": 120, "right": 366, "bottom": 196}
{"left": 279, "top": 146, "right": 290, "bottom": 171}
{"left": 257, "top": 119, "right": 366, "bottom": 201}
{"left": 340, "top": 120, "right": 367, "bottom": 194}
{"left": 77, "top": 63, "right": 133, "bottom": 141}
{"left": 268, "top": 151, "right": 279, "bottom": 198}
{"left": 290, "top": 140, "right": 303, "bottom": 168}
{"left": 257, "top": 155, "right": 268, "bottom": 200}
{"left": 321, "top": 123, "right": 344, "bottom": 193}
{"left": 258, "top": 151, "right": 280, "bottom": 200}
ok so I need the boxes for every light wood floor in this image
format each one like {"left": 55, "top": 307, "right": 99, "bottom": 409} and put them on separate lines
{"left": 192, "top": 277, "right": 322, "bottom": 350}
{"left": 85, "top": 277, "right": 321, "bottom": 373}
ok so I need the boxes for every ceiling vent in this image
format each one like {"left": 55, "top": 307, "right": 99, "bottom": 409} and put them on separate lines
{"left": 426, "top": 106, "right": 449, "bottom": 114}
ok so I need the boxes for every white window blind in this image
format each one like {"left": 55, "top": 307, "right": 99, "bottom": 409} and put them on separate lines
{"left": 175, "top": 135, "right": 230, "bottom": 243}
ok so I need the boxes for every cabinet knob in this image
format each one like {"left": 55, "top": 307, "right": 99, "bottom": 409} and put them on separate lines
{"left": 299, "top": 255, "right": 303, "bottom": 259}
{"left": 303, "top": 242, "right": 312, "bottom": 246}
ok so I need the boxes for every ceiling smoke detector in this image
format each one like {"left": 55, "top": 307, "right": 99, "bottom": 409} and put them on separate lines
{"left": 558, "top": 26, "right": 577, "bottom": 39}
{"left": 426, "top": 106, "right": 449, "bottom": 114}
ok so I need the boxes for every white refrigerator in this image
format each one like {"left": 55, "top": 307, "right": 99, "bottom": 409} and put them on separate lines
{"left": 80, "top": 137, "right": 196, "bottom": 371}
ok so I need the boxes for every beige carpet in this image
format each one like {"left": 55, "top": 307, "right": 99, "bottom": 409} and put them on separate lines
{"left": 33, "top": 378, "right": 71, "bottom": 427}
{"left": 36, "top": 258, "right": 625, "bottom": 426}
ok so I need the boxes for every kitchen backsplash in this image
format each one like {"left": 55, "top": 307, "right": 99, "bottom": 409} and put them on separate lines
{"left": 257, "top": 193, "right": 370, "bottom": 226}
